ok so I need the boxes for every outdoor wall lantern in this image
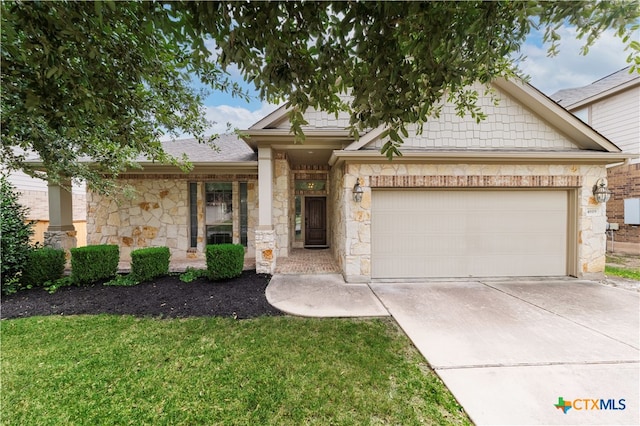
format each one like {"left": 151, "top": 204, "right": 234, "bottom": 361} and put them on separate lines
{"left": 352, "top": 178, "right": 364, "bottom": 203}
{"left": 593, "top": 178, "right": 612, "bottom": 204}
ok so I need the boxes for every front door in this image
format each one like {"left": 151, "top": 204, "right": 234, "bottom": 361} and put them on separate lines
{"left": 305, "top": 197, "right": 327, "bottom": 246}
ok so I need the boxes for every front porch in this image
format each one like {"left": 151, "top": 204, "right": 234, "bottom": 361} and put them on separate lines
{"left": 116, "top": 248, "right": 339, "bottom": 275}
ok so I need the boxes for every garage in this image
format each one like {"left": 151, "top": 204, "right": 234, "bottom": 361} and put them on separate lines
{"left": 371, "top": 189, "right": 569, "bottom": 279}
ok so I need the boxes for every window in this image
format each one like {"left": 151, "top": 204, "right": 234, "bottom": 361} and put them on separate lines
{"left": 240, "top": 182, "right": 248, "bottom": 246}
{"left": 191, "top": 181, "right": 249, "bottom": 248}
{"left": 295, "top": 195, "right": 302, "bottom": 240}
{"left": 206, "top": 182, "right": 233, "bottom": 244}
{"left": 189, "top": 183, "right": 198, "bottom": 248}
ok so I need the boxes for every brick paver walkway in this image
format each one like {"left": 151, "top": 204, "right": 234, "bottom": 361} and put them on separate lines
{"left": 275, "top": 248, "right": 341, "bottom": 274}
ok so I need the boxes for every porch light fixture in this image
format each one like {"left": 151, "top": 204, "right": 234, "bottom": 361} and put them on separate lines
{"left": 593, "top": 178, "right": 612, "bottom": 204}
{"left": 352, "top": 178, "right": 364, "bottom": 203}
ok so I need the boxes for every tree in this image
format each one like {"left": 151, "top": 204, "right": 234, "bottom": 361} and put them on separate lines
{"left": 0, "top": 174, "right": 35, "bottom": 294}
{"left": 2, "top": 1, "right": 638, "bottom": 192}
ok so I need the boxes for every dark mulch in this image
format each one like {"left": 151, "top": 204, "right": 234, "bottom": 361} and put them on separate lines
{"left": 1, "top": 271, "right": 283, "bottom": 320}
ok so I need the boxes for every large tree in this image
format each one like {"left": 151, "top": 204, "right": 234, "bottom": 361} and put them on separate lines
{"left": 2, "top": 1, "right": 638, "bottom": 193}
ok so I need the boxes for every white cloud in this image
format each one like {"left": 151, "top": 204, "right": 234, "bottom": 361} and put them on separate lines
{"left": 203, "top": 101, "right": 282, "bottom": 134}
{"left": 518, "top": 27, "right": 638, "bottom": 95}
{"left": 160, "top": 102, "right": 281, "bottom": 141}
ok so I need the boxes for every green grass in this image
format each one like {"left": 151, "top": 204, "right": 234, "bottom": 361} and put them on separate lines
{"left": 1, "top": 316, "right": 470, "bottom": 425}
{"left": 605, "top": 265, "right": 640, "bottom": 281}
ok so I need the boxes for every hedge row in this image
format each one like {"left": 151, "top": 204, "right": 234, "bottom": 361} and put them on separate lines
{"left": 10, "top": 242, "right": 246, "bottom": 292}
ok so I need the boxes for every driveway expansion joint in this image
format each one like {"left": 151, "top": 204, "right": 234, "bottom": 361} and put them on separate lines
{"left": 479, "top": 279, "right": 640, "bottom": 351}
{"left": 434, "top": 360, "right": 640, "bottom": 371}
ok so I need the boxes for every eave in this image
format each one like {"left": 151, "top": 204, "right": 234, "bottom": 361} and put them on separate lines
{"left": 329, "top": 150, "right": 636, "bottom": 166}
{"left": 242, "top": 129, "right": 353, "bottom": 149}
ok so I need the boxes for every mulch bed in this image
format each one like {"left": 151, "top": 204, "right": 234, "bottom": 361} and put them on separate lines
{"left": 1, "top": 271, "right": 284, "bottom": 320}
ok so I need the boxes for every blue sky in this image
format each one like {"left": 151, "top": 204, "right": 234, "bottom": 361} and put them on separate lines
{"left": 195, "top": 26, "right": 638, "bottom": 135}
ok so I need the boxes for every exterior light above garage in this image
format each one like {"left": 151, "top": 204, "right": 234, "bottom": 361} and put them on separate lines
{"left": 593, "top": 178, "right": 612, "bottom": 204}
{"left": 352, "top": 178, "right": 364, "bottom": 203}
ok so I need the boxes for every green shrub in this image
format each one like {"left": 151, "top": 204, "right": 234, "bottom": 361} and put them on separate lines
{"left": 206, "top": 244, "right": 245, "bottom": 280}
{"left": 104, "top": 274, "right": 140, "bottom": 287}
{"left": 1, "top": 174, "right": 35, "bottom": 294}
{"left": 21, "top": 247, "right": 66, "bottom": 287}
{"left": 179, "top": 267, "right": 208, "bottom": 283}
{"left": 130, "top": 247, "right": 170, "bottom": 282}
{"left": 70, "top": 245, "right": 119, "bottom": 284}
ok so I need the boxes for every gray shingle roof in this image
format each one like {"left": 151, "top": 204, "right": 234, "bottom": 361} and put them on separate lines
{"left": 550, "top": 66, "right": 638, "bottom": 108}
{"left": 149, "top": 134, "right": 256, "bottom": 163}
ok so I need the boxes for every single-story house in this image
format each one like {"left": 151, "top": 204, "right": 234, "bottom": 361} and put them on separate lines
{"left": 46, "top": 78, "right": 632, "bottom": 281}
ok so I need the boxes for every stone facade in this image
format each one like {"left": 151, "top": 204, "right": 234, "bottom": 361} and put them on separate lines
{"left": 44, "top": 230, "right": 77, "bottom": 255}
{"left": 339, "top": 162, "right": 609, "bottom": 282}
{"left": 273, "top": 154, "right": 290, "bottom": 257}
{"left": 255, "top": 227, "right": 276, "bottom": 274}
{"left": 87, "top": 175, "right": 257, "bottom": 262}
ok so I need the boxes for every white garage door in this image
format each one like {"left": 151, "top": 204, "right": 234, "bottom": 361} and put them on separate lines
{"left": 371, "top": 190, "right": 568, "bottom": 279}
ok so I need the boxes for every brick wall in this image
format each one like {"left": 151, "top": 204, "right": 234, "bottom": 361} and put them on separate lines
{"left": 607, "top": 163, "right": 640, "bottom": 243}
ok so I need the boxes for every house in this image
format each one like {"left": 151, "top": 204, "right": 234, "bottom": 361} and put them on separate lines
{"left": 551, "top": 67, "right": 639, "bottom": 254}
{"left": 45, "top": 77, "right": 631, "bottom": 281}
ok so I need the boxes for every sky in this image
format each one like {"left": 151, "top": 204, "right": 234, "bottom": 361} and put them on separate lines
{"left": 195, "top": 26, "right": 637, "bottom": 136}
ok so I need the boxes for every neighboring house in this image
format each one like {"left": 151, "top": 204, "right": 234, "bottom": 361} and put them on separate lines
{"left": 3, "top": 170, "right": 87, "bottom": 247}
{"left": 45, "top": 78, "right": 630, "bottom": 281}
{"left": 551, "top": 67, "right": 639, "bottom": 253}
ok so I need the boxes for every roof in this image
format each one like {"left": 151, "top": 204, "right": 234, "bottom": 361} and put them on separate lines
{"left": 550, "top": 66, "right": 639, "bottom": 109}
{"left": 143, "top": 134, "right": 256, "bottom": 163}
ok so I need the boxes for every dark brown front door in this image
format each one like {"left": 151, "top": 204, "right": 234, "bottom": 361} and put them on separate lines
{"left": 305, "top": 197, "right": 327, "bottom": 246}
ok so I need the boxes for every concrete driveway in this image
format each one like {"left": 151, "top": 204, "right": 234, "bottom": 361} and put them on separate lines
{"left": 370, "top": 279, "right": 640, "bottom": 425}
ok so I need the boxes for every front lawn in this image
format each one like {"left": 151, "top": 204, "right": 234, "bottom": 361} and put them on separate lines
{"left": 2, "top": 315, "right": 470, "bottom": 425}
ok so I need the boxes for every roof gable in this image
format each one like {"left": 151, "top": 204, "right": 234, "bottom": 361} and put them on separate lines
{"left": 347, "top": 78, "right": 621, "bottom": 154}
{"left": 250, "top": 96, "right": 352, "bottom": 131}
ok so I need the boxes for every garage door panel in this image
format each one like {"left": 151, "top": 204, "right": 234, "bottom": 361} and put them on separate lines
{"left": 371, "top": 190, "right": 568, "bottom": 279}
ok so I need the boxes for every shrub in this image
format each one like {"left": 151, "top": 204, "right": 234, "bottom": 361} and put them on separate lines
{"left": 206, "top": 244, "right": 245, "bottom": 280}
{"left": 104, "top": 274, "right": 140, "bottom": 287}
{"left": 70, "top": 244, "right": 119, "bottom": 284}
{"left": 21, "top": 247, "right": 66, "bottom": 287}
{"left": 130, "top": 247, "right": 170, "bottom": 282}
{"left": 179, "top": 267, "right": 208, "bottom": 283}
{"left": 1, "top": 174, "right": 35, "bottom": 294}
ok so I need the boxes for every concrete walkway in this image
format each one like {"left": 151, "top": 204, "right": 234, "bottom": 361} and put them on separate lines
{"left": 266, "top": 274, "right": 388, "bottom": 317}
{"left": 266, "top": 275, "right": 640, "bottom": 425}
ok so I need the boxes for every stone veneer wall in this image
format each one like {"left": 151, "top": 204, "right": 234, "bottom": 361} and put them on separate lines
{"left": 607, "top": 163, "right": 640, "bottom": 244}
{"left": 341, "top": 163, "right": 608, "bottom": 282}
{"left": 273, "top": 154, "right": 290, "bottom": 257}
{"left": 329, "top": 164, "right": 347, "bottom": 276}
{"left": 88, "top": 175, "right": 257, "bottom": 261}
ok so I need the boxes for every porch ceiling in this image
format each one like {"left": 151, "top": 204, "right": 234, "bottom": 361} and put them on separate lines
{"left": 285, "top": 147, "right": 334, "bottom": 167}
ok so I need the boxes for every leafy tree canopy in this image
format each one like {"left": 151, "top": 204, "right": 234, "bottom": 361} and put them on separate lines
{"left": 2, "top": 0, "right": 638, "bottom": 193}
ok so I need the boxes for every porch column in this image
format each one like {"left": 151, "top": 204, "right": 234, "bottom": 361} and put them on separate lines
{"left": 256, "top": 146, "right": 276, "bottom": 274}
{"left": 44, "top": 180, "right": 77, "bottom": 253}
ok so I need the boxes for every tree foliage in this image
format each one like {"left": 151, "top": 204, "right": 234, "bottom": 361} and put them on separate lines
{"left": 1, "top": 1, "right": 638, "bottom": 191}
{"left": 0, "top": 174, "right": 35, "bottom": 294}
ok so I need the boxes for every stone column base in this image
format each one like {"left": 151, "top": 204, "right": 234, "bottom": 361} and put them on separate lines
{"left": 44, "top": 230, "right": 77, "bottom": 255}
{"left": 255, "top": 228, "right": 276, "bottom": 274}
